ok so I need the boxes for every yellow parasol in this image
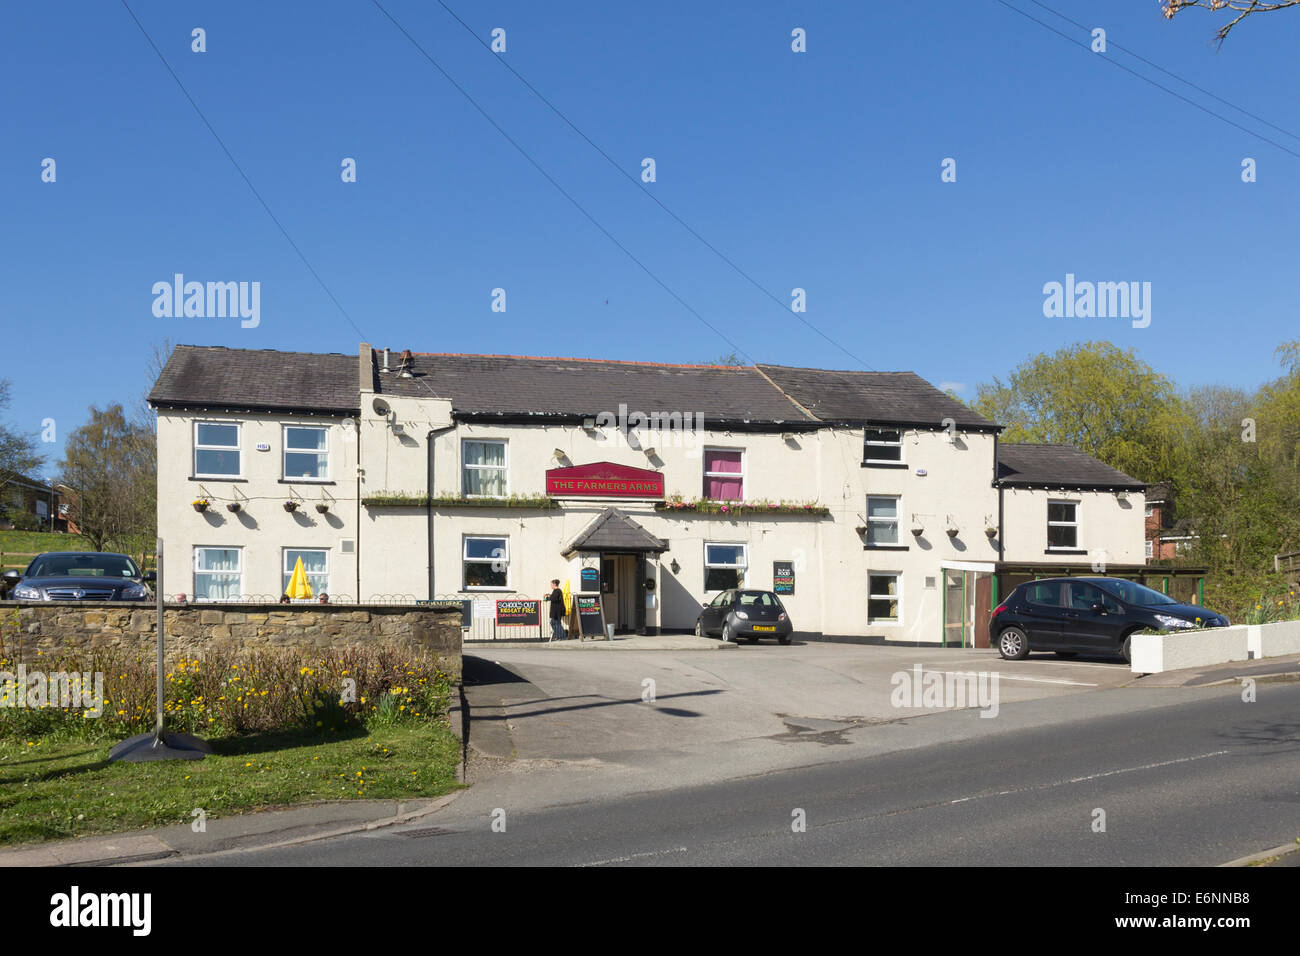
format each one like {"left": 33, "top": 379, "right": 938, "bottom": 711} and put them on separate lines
{"left": 562, "top": 578, "right": 573, "bottom": 616}
{"left": 285, "top": 556, "right": 313, "bottom": 600}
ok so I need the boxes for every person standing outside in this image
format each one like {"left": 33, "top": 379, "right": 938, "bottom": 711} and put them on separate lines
{"left": 547, "top": 579, "right": 566, "bottom": 641}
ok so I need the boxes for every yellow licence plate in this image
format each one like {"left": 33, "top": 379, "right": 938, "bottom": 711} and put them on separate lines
{"left": 752, "top": 625, "right": 776, "bottom": 632}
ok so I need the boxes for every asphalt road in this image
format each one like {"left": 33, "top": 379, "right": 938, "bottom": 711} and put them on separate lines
{"left": 174, "top": 680, "right": 1300, "bottom": 866}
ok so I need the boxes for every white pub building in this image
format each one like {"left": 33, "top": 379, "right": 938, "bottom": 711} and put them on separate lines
{"left": 149, "top": 344, "right": 1147, "bottom": 646}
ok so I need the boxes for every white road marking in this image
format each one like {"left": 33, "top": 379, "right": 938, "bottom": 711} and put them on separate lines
{"left": 922, "top": 668, "right": 1097, "bottom": 687}
{"left": 579, "top": 846, "right": 689, "bottom": 867}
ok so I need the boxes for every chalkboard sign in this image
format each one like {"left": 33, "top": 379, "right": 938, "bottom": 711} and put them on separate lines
{"left": 576, "top": 594, "right": 606, "bottom": 637}
{"left": 580, "top": 567, "right": 600, "bottom": 591}
{"left": 496, "top": 599, "right": 541, "bottom": 627}
{"left": 773, "top": 561, "right": 795, "bottom": 595}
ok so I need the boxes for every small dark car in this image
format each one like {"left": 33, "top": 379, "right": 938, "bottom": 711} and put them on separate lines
{"left": 2, "top": 552, "right": 155, "bottom": 602}
{"left": 695, "top": 589, "right": 794, "bottom": 644}
{"left": 991, "top": 576, "right": 1228, "bottom": 664}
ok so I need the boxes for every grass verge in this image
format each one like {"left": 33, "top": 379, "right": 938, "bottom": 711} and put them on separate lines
{"left": 0, "top": 721, "right": 462, "bottom": 846}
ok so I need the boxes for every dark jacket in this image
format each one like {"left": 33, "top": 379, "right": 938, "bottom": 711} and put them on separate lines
{"left": 548, "top": 588, "right": 565, "bottom": 619}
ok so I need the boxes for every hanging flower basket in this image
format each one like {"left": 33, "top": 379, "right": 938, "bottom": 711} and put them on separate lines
{"left": 192, "top": 498, "right": 209, "bottom": 512}
{"left": 226, "top": 502, "right": 242, "bottom": 513}
{"left": 985, "top": 526, "right": 998, "bottom": 538}
{"left": 315, "top": 502, "right": 330, "bottom": 514}
{"left": 284, "top": 500, "right": 299, "bottom": 512}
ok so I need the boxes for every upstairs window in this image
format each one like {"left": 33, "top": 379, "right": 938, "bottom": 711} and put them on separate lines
{"left": 284, "top": 426, "right": 329, "bottom": 480}
{"left": 462, "top": 441, "right": 508, "bottom": 497}
{"left": 703, "top": 449, "right": 743, "bottom": 500}
{"left": 195, "top": 422, "right": 241, "bottom": 478}
{"left": 1047, "top": 500, "right": 1079, "bottom": 550}
{"left": 863, "top": 427, "right": 903, "bottom": 464}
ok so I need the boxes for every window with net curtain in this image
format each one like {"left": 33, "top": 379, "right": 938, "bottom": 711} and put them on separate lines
{"left": 283, "top": 549, "right": 329, "bottom": 597}
{"left": 703, "top": 449, "right": 743, "bottom": 500}
{"left": 463, "top": 440, "right": 507, "bottom": 496}
{"left": 194, "top": 547, "right": 241, "bottom": 601}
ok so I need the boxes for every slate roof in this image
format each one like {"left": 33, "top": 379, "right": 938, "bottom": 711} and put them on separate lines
{"left": 149, "top": 346, "right": 358, "bottom": 414}
{"left": 755, "top": 365, "right": 998, "bottom": 430}
{"left": 996, "top": 443, "right": 1145, "bottom": 490}
{"left": 565, "top": 508, "right": 669, "bottom": 555}
{"left": 375, "top": 352, "right": 815, "bottom": 425}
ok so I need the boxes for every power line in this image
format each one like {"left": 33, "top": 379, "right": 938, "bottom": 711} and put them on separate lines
{"left": 428, "top": 0, "right": 875, "bottom": 371}
{"left": 369, "top": 0, "right": 755, "bottom": 363}
{"left": 118, "top": 0, "right": 370, "bottom": 342}
{"left": 993, "top": 0, "right": 1300, "bottom": 161}
{"left": 1026, "top": 0, "right": 1300, "bottom": 145}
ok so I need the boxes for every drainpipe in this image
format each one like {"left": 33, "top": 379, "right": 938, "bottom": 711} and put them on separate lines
{"left": 427, "top": 425, "right": 456, "bottom": 600}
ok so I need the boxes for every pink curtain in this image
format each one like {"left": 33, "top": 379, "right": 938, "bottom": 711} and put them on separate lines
{"left": 704, "top": 450, "right": 743, "bottom": 499}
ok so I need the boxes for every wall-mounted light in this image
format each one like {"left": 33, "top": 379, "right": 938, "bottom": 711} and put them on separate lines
{"left": 552, "top": 448, "right": 567, "bottom": 461}
{"left": 582, "top": 417, "right": 596, "bottom": 430}
{"left": 643, "top": 447, "right": 657, "bottom": 458}
{"left": 781, "top": 432, "right": 794, "bottom": 441}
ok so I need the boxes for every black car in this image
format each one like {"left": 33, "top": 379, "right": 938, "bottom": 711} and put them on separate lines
{"left": 695, "top": 589, "right": 794, "bottom": 644}
{"left": 991, "top": 576, "right": 1228, "bottom": 663}
{"left": 1, "top": 551, "right": 155, "bottom": 602}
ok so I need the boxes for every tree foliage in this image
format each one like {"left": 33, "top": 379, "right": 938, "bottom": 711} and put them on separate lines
{"left": 58, "top": 404, "right": 155, "bottom": 554}
{"left": 0, "top": 380, "right": 45, "bottom": 518}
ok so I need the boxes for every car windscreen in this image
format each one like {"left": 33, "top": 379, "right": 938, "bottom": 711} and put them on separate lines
{"left": 1093, "top": 579, "right": 1177, "bottom": 607}
{"left": 27, "top": 555, "right": 141, "bottom": 579}
{"left": 736, "top": 591, "right": 780, "bottom": 607}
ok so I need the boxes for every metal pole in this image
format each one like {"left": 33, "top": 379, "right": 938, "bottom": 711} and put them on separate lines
{"left": 155, "top": 537, "right": 165, "bottom": 744}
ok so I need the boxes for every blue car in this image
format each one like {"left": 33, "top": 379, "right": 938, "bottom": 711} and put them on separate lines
{"left": 2, "top": 551, "right": 155, "bottom": 602}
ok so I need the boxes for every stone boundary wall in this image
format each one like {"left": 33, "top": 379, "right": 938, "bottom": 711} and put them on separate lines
{"left": 0, "top": 602, "right": 462, "bottom": 679}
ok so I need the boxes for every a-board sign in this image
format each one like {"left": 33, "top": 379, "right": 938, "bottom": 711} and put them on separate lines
{"left": 580, "top": 567, "right": 600, "bottom": 591}
{"left": 773, "top": 561, "right": 795, "bottom": 595}
{"left": 576, "top": 594, "right": 606, "bottom": 637}
{"left": 496, "top": 599, "right": 541, "bottom": 626}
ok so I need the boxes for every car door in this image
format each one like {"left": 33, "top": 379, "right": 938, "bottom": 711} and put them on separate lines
{"left": 1061, "top": 582, "right": 1123, "bottom": 653}
{"left": 704, "top": 590, "right": 732, "bottom": 634}
{"left": 1017, "top": 580, "right": 1067, "bottom": 649}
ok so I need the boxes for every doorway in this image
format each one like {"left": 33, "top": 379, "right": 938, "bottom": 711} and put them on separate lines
{"left": 601, "top": 554, "right": 638, "bottom": 634}
{"left": 943, "top": 567, "right": 993, "bottom": 647}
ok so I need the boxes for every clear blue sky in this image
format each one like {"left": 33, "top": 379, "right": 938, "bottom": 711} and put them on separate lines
{"left": 3, "top": 0, "right": 1298, "bottom": 478}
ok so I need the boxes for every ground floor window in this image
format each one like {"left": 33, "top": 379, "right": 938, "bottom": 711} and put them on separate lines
{"left": 282, "top": 548, "right": 329, "bottom": 599}
{"left": 194, "top": 547, "right": 242, "bottom": 601}
{"left": 704, "top": 542, "right": 747, "bottom": 591}
{"left": 868, "top": 572, "right": 900, "bottom": 624}
{"left": 463, "top": 535, "right": 509, "bottom": 589}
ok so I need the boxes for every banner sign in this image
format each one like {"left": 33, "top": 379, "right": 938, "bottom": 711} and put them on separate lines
{"left": 773, "top": 561, "right": 795, "bottom": 595}
{"left": 545, "top": 461, "right": 665, "bottom": 499}
{"left": 496, "top": 599, "right": 541, "bottom": 626}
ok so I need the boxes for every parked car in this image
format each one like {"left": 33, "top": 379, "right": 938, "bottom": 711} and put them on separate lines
{"left": 991, "top": 576, "right": 1229, "bottom": 663}
{"left": 1, "top": 552, "right": 155, "bottom": 602}
{"left": 695, "top": 589, "right": 794, "bottom": 644}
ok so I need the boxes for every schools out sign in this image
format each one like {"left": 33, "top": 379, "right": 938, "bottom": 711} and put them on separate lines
{"left": 545, "top": 461, "right": 665, "bottom": 499}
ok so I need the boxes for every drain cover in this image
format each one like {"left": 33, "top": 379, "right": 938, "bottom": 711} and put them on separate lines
{"left": 398, "top": 826, "right": 453, "bottom": 838}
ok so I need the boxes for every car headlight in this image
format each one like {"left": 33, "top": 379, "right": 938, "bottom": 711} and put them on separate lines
{"left": 13, "top": 585, "right": 43, "bottom": 600}
{"left": 1155, "top": 614, "right": 1195, "bottom": 630}
{"left": 122, "top": 583, "right": 148, "bottom": 599}
{"left": 734, "top": 610, "right": 749, "bottom": 620}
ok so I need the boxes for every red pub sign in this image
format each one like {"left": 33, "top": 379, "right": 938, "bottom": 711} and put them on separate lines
{"left": 545, "top": 461, "right": 665, "bottom": 499}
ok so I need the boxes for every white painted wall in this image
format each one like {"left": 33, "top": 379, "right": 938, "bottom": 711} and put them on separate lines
{"left": 1000, "top": 487, "right": 1145, "bottom": 566}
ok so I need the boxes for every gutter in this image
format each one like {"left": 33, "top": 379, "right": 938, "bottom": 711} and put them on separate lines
{"left": 426, "top": 424, "right": 457, "bottom": 600}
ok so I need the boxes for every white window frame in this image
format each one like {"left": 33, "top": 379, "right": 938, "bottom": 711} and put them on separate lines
{"left": 865, "top": 495, "right": 901, "bottom": 546}
{"left": 194, "top": 421, "right": 242, "bottom": 479}
{"left": 461, "top": 440, "right": 509, "bottom": 498}
{"left": 704, "top": 541, "right": 748, "bottom": 591}
{"left": 867, "top": 572, "right": 901, "bottom": 625}
{"left": 863, "top": 427, "right": 904, "bottom": 464}
{"left": 702, "top": 447, "right": 745, "bottom": 501}
{"left": 193, "top": 546, "right": 243, "bottom": 602}
{"left": 282, "top": 548, "right": 330, "bottom": 600}
{"left": 283, "top": 424, "right": 330, "bottom": 481}
{"left": 1144, "top": 503, "right": 1154, "bottom": 518}
{"left": 462, "top": 535, "right": 510, "bottom": 591}
{"left": 1047, "top": 499, "right": 1080, "bottom": 551}
{"left": 1145, "top": 539, "right": 1154, "bottom": 560}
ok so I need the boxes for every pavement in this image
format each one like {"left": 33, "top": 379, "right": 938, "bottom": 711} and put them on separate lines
{"left": 2, "top": 637, "right": 1298, "bottom": 867}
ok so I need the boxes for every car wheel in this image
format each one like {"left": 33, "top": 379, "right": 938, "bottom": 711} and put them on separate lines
{"left": 778, "top": 634, "right": 792, "bottom": 645}
{"left": 997, "top": 627, "right": 1029, "bottom": 660}
{"left": 722, "top": 623, "right": 733, "bottom": 642}
{"left": 1121, "top": 634, "right": 1133, "bottom": 664}
{"left": 694, "top": 619, "right": 704, "bottom": 637}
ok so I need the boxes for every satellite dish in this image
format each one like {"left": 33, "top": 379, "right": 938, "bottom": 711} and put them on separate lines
{"left": 372, "top": 397, "right": 390, "bottom": 417}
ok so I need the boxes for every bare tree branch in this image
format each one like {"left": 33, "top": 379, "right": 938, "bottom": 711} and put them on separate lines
{"left": 1162, "top": 0, "right": 1300, "bottom": 44}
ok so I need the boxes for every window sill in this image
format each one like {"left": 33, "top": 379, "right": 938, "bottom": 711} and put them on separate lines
{"left": 190, "top": 476, "right": 247, "bottom": 483}
{"left": 1045, "top": 549, "right": 1086, "bottom": 555}
{"left": 860, "top": 462, "right": 907, "bottom": 469}
{"left": 864, "top": 544, "right": 909, "bottom": 551}
{"left": 867, "top": 619, "right": 901, "bottom": 626}
{"left": 464, "top": 587, "right": 513, "bottom": 593}
{"left": 279, "top": 479, "right": 336, "bottom": 485}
